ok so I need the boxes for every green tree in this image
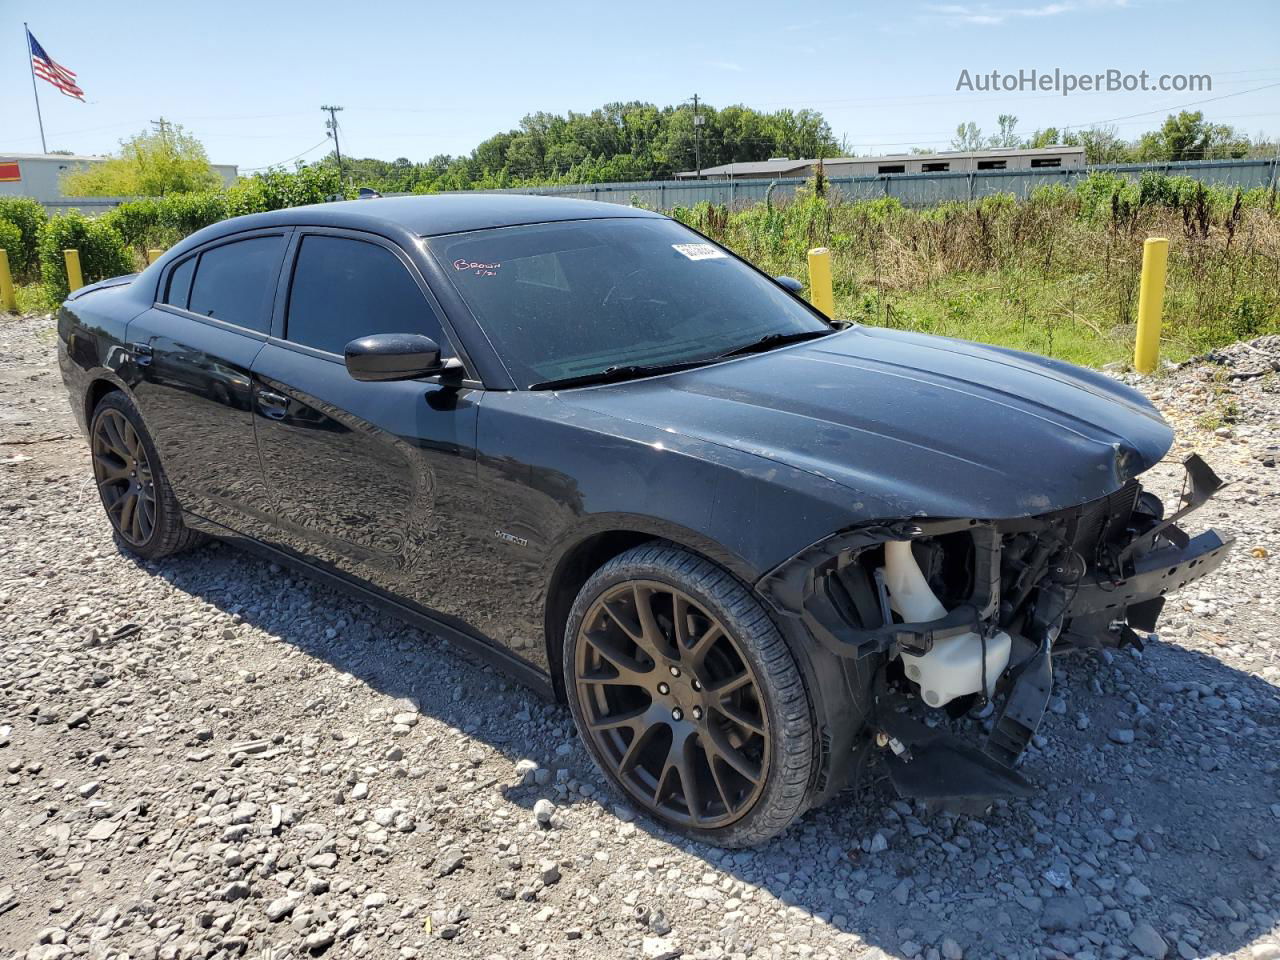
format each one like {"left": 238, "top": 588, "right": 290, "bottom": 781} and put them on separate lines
{"left": 1063, "top": 126, "right": 1133, "bottom": 165}
{"left": 1025, "top": 127, "right": 1061, "bottom": 149}
{"left": 951, "top": 122, "right": 984, "bottom": 151}
{"left": 989, "top": 114, "right": 1020, "bottom": 148}
{"left": 350, "top": 100, "right": 842, "bottom": 191}
{"left": 61, "top": 123, "right": 221, "bottom": 197}
{"left": 1135, "top": 111, "right": 1250, "bottom": 162}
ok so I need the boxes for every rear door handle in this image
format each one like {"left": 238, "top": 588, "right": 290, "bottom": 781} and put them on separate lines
{"left": 129, "top": 342, "right": 153, "bottom": 367}
{"left": 256, "top": 390, "right": 289, "bottom": 419}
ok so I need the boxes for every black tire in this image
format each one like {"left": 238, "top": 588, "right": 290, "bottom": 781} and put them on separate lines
{"left": 89, "top": 390, "right": 204, "bottom": 560}
{"left": 564, "top": 542, "right": 815, "bottom": 847}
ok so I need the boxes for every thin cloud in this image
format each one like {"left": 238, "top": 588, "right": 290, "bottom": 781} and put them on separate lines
{"left": 921, "top": 0, "right": 1127, "bottom": 26}
{"left": 708, "top": 60, "right": 746, "bottom": 72}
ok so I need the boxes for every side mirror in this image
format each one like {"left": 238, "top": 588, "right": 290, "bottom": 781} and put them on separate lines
{"left": 344, "top": 333, "right": 444, "bottom": 382}
{"left": 774, "top": 276, "right": 804, "bottom": 294}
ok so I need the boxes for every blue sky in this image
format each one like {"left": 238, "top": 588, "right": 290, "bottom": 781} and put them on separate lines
{"left": 3, "top": 0, "right": 1277, "bottom": 170}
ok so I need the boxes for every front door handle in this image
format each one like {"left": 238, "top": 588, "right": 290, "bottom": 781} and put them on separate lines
{"left": 256, "top": 390, "right": 289, "bottom": 419}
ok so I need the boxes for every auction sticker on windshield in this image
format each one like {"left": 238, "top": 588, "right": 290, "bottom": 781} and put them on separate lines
{"left": 672, "top": 243, "right": 726, "bottom": 261}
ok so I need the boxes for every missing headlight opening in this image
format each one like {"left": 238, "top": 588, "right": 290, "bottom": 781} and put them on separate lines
{"left": 758, "top": 453, "right": 1234, "bottom": 809}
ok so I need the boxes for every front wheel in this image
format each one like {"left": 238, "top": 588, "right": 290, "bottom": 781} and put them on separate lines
{"left": 564, "top": 543, "right": 815, "bottom": 847}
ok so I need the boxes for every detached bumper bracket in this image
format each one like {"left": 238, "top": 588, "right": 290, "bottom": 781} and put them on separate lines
{"left": 1118, "top": 453, "right": 1225, "bottom": 566}
{"left": 1069, "top": 528, "right": 1234, "bottom": 619}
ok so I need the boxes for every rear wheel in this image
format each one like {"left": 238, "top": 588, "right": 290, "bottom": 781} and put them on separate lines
{"left": 564, "top": 543, "right": 815, "bottom": 847}
{"left": 89, "top": 391, "right": 203, "bottom": 560}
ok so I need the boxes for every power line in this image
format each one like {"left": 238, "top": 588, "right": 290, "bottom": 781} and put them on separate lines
{"left": 241, "top": 138, "right": 331, "bottom": 172}
{"left": 1064, "top": 81, "right": 1280, "bottom": 132}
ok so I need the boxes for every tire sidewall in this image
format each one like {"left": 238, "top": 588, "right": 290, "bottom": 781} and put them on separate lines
{"left": 563, "top": 544, "right": 815, "bottom": 847}
{"left": 90, "top": 392, "right": 172, "bottom": 557}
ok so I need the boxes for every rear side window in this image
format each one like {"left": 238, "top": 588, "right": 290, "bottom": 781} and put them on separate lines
{"left": 164, "top": 256, "right": 195, "bottom": 308}
{"left": 285, "top": 235, "right": 450, "bottom": 357}
{"left": 187, "top": 235, "right": 285, "bottom": 333}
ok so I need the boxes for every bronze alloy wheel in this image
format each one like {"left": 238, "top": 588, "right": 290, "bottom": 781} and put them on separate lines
{"left": 92, "top": 407, "right": 158, "bottom": 546}
{"left": 574, "top": 579, "right": 770, "bottom": 829}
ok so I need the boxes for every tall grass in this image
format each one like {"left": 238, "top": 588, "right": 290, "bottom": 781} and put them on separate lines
{"left": 672, "top": 173, "right": 1280, "bottom": 368}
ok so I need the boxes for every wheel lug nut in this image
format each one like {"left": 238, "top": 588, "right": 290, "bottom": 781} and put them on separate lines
{"left": 692, "top": 706, "right": 703, "bottom": 720}
{"left": 669, "top": 666, "right": 681, "bottom": 677}
{"left": 691, "top": 679, "right": 701, "bottom": 691}
{"left": 671, "top": 708, "right": 683, "bottom": 721}
{"left": 657, "top": 682, "right": 670, "bottom": 695}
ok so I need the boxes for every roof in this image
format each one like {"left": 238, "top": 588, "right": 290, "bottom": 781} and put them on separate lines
{"left": 0, "top": 152, "right": 104, "bottom": 162}
{"left": 230, "top": 194, "right": 663, "bottom": 237}
{"left": 0, "top": 152, "right": 237, "bottom": 168}
{"left": 841, "top": 146, "right": 1087, "bottom": 163}
{"left": 676, "top": 158, "right": 817, "bottom": 178}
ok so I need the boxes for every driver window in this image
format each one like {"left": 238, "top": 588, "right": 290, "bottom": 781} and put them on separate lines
{"left": 286, "top": 235, "right": 451, "bottom": 357}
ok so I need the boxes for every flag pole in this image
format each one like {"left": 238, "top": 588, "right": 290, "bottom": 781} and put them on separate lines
{"left": 24, "top": 23, "right": 48, "bottom": 154}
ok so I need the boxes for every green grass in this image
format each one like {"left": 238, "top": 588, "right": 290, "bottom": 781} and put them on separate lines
{"left": 13, "top": 282, "right": 58, "bottom": 315}
{"left": 676, "top": 177, "right": 1280, "bottom": 370}
{"left": 838, "top": 270, "right": 1207, "bottom": 369}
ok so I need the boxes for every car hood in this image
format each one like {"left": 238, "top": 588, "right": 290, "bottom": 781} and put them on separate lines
{"left": 559, "top": 325, "right": 1174, "bottom": 520}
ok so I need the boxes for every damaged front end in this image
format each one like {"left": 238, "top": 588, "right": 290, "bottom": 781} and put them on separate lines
{"left": 758, "top": 454, "right": 1234, "bottom": 810}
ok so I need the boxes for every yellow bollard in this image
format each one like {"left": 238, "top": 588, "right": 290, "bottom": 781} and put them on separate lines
{"left": 0, "top": 249, "right": 16, "bottom": 313}
{"left": 146, "top": 248, "right": 163, "bottom": 265}
{"left": 807, "top": 246, "right": 835, "bottom": 318}
{"left": 64, "top": 249, "right": 84, "bottom": 293}
{"left": 1133, "top": 237, "right": 1169, "bottom": 374}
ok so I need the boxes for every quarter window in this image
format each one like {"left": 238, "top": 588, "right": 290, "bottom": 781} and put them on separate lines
{"left": 164, "top": 256, "right": 195, "bottom": 309}
{"left": 285, "top": 235, "right": 450, "bottom": 357}
{"left": 187, "top": 235, "right": 285, "bottom": 333}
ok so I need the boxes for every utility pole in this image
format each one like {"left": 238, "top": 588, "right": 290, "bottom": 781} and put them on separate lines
{"left": 691, "top": 94, "right": 702, "bottom": 179}
{"left": 150, "top": 117, "right": 171, "bottom": 141}
{"left": 321, "top": 105, "right": 344, "bottom": 178}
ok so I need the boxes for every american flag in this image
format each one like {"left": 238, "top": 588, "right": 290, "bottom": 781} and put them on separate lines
{"left": 28, "top": 29, "right": 84, "bottom": 101}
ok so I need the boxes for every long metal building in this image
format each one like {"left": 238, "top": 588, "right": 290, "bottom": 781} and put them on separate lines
{"left": 676, "top": 146, "right": 1086, "bottom": 180}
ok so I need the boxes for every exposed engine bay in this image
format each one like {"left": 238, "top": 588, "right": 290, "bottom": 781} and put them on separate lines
{"left": 760, "top": 453, "right": 1234, "bottom": 809}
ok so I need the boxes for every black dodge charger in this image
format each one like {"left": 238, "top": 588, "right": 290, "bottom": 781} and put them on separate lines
{"left": 58, "top": 195, "right": 1232, "bottom": 846}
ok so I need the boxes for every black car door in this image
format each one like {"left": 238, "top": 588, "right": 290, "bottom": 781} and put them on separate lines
{"left": 250, "top": 229, "right": 484, "bottom": 623}
{"left": 124, "top": 230, "right": 287, "bottom": 539}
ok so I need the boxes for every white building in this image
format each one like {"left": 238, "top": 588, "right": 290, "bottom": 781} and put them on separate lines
{"left": 0, "top": 152, "right": 239, "bottom": 212}
{"left": 676, "top": 146, "right": 1087, "bottom": 180}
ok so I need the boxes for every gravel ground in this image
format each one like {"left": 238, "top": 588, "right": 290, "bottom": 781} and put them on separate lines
{"left": 2, "top": 313, "right": 1278, "bottom": 960}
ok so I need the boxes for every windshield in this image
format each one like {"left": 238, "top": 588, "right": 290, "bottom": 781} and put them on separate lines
{"left": 425, "top": 218, "right": 829, "bottom": 388}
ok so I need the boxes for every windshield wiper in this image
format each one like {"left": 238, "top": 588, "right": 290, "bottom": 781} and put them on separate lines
{"left": 528, "top": 359, "right": 711, "bottom": 391}
{"left": 527, "top": 329, "right": 836, "bottom": 390}
{"left": 710, "top": 328, "right": 835, "bottom": 361}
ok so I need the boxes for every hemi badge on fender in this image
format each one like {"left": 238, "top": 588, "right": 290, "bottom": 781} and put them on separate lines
{"left": 496, "top": 530, "right": 528, "bottom": 547}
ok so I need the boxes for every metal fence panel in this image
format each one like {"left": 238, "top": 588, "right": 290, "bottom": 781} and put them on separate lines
{"left": 459, "top": 158, "right": 1278, "bottom": 211}
{"left": 35, "top": 158, "right": 1279, "bottom": 216}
